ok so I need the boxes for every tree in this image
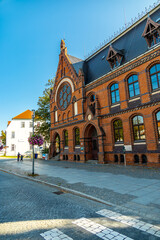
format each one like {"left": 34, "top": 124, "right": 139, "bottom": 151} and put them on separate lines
{"left": 35, "top": 78, "right": 55, "bottom": 145}
{"left": 1, "top": 130, "right": 6, "bottom": 146}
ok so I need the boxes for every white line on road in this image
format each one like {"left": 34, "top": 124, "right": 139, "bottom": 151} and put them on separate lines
{"left": 96, "top": 209, "right": 160, "bottom": 238}
{"left": 73, "top": 218, "right": 133, "bottom": 240}
{"left": 40, "top": 228, "right": 73, "bottom": 240}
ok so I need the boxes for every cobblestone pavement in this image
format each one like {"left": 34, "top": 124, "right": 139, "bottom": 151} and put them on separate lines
{"left": 1, "top": 170, "right": 160, "bottom": 240}
{"left": 0, "top": 158, "right": 160, "bottom": 224}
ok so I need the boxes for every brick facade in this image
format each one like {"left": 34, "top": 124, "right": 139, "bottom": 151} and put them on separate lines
{"left": 50, "top": 8, "right": 160, "bottom": 167}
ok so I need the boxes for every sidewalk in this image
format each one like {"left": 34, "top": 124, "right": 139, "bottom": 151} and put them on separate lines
{"left": 0, "top": 157, "right": 160, "bottom": 223}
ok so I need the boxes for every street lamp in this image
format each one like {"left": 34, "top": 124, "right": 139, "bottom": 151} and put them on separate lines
{"left": 32, "top": 109, "right": 35, "bottom": 175}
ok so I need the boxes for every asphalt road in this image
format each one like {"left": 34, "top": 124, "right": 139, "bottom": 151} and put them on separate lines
{"left": 1, "top": 171, "right": 160, "bottom": 240}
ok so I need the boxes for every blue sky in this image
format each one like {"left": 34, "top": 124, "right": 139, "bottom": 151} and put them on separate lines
{"left": 0, "top": 0, "right": 158, "bottom": 133}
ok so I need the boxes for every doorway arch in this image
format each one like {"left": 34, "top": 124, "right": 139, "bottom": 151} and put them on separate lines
{"left": 84, "top": 124, "right": 99, "bottom": 160}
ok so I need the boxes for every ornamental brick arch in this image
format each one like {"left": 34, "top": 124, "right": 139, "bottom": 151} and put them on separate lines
{"left": 145, "top": 60, "right": 160, "bottom": 93}
{"left": 83, "top": 122, "right": 100, "bottom": 161}
{"left": 152, "top": 107, "right": 160, "bottom": 143}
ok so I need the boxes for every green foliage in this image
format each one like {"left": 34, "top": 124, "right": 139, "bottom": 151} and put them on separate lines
{"left": 35, "top": 78, "right": 55, "bottom": 143}
{"left": 42, "top": 148, "right": 49, "bottom": 154}
{"left": 1, "top": 130, "right": 6, "bottom": 145}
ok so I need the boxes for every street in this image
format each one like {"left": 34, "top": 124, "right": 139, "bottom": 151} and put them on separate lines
{"left": 0, "top": 169, "right": 160, "bottom": 240}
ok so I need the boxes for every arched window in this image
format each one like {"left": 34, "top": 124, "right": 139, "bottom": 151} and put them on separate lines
{"left": 64, "top": 130, "right": 68, "bottom": 147}
{"left": 134, "top": 154, "right": 139, "bottom": 164}
{"left": 67, "top": 111, "right": 71, "bottom": 121}
{"left": 142, "top": 154, "right": 147, "bottom": 164}
{"left": 111, "top": 83, "right": 120, "bottom": 104}
{"left": 149, "top": 64, "right": 160, "bottom": 90}
{"left": 120, "top": 154, "right": 124, "bottom": 163}
{"left": 132, "top": 115, "right": 146, "bottom": 141}
{"left": 156, "top": 111, "right": 160, "bottom": 140}
{"left": 128, "top": 75, "right": 140, "bottom": 98}
{"left": 75, "top": 128, "right": 80, "bottom": 146}
{"left": 114, "top": 154, "right": 119, "bottom": 163}
{"left": 113, "top": 119, "right": 124, "bottom": 142}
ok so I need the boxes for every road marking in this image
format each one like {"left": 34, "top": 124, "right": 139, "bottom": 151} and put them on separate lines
{"left": 40, "top": 228, "right": 73, "bottom": 240}
{"left": 73, "top": 218, "right": 133, "bottom": 240}
{"left": 97, "top": 209, "right": 160, "bottom": 238}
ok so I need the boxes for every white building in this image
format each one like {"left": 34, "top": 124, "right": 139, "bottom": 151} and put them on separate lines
{"left": 6, "top": 110, "right": 39, "bottom": 156}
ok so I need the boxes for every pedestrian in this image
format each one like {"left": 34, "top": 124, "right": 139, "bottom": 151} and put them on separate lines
{"left": 17, "top": 152, "right": 20, "bottom": 161}
{"left": 20, "top": 154, "right": 23, "bottom": 161}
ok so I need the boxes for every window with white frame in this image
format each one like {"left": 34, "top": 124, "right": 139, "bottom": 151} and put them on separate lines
{"left": 21, "top": 122, "right": 25, "bottom": 128}
{"left": 11, "top": 144, "right": 15, "bottom": 151}
{"left": 74, "top": 102, "right": 78, "bottom": 115}
{"left": 11, "top": 131, "right": 15, "bottom": 138}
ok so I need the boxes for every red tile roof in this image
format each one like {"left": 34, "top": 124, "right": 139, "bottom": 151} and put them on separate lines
{"left": 12, "top": 110, "right": 32, "bottom": 120}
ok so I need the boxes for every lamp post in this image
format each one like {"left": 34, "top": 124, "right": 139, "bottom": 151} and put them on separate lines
{"left": 32, "top": 110, "right": 35, "bottom": 175}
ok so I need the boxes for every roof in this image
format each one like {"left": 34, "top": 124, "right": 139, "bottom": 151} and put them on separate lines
{"left": 68, "top": 55, "right": 84, "bottom": 75}
{"left": 84, "top": 8, "right": 160, "bottom": 84}
{"left": 7, "top": 121, "right": 11, "bottom": 126}
{"left": 12, "top": 110, "right": 32, "bottom": 120}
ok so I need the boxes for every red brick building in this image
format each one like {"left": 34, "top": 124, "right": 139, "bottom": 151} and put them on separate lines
{"left": 50, "top": 5, "right": 160, "bottom": 166}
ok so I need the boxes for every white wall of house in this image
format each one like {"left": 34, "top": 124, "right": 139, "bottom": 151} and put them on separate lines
{"left": 6, "top": 119, "right": 33, "bottom": 156}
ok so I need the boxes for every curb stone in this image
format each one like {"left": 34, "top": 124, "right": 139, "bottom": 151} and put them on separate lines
{"left": 0, "top": 167, "right": 114, "bottom": 207}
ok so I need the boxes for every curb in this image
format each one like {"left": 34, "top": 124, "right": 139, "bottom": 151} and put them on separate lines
{"left": 0, "top": 167, "right": 115, "bottom": 207}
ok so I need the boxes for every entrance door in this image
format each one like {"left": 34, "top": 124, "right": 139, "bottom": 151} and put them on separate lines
{"left": 92, "top": 137, "right": 98, "bottom": 159}
{"left": 91, "top": 128, "right": 98, "bottom": 160}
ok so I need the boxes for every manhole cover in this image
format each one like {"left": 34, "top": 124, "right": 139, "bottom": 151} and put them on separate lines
{"left": 53, "top": 191, "right": 64, "bottom": 195}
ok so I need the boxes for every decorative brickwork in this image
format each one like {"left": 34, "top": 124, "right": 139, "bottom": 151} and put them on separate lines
{"left": 50, "top": 7, "right": 160, "bottom": 166}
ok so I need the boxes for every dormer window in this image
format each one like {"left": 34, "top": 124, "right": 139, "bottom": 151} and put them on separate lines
{"left": 107, "top": 45, "right": 123, "bottom": 69}
{"left": 142, "top": 17, "right": 160, "bottom": 47}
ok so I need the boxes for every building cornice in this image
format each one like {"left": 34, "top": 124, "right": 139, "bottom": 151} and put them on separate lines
{"left": 101, "top": 101, "right": 160, "bottom": 119}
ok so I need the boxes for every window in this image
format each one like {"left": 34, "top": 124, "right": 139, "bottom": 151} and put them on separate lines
{"left": 120, "top": 154, "right": 124, "bottom": 163}
{"left": 156, "top": 111, "right": 160, "bottom": 140}
{"left": 107, "top": 45, "right": 123, "bottom": 69}
{"left": 64, "top": 130, "right": 68, "bottom": 147}
{"left": 149, "top": 64, "right": 160, "bottom": 90}
{"left": 90, "top": 94, "right": 95, "bottom": 102}
{"left": 29, "top": 122, "right": 33, "bottom": 128}
{"left": 30, "top": 132, "right": 32, "bottom": 137}
{"left": 111, "top": 83, "right": 120, "bottom": 104}
{"left": 11, "top": 144, "right": 15, "bottom": 151}
{"left": 21, "top": 122, "right": 25, "bottom": 128}
{"left": 113, "top": 119, "right": 123, "bottom": 142}
{"left": 142, "top": 17, "right": 160, "bottom": 47}
{"left": 74, "top": 102, "right": 78, "bottom": 115}
{"left": 132, "top": 115, "right": 146, "bottom": 141}
{"left": 58, "top": 82, "right": 72, "bottom": 110}
{"left": 114, "top": 154, "right": 119, "bottom": 163}
{"left": 55, "top": 111, "right": 58, "bottom": 122}
{"left": 142, "top": 154, "right": 147, "bottom": 164}
{"left": 128, "top": 75, "right": 140, "bottom": 98}
{"left": 134, "top": 154, "right": 139, "bottom": 164}
{"left": 75, "top": 128, "right": 80, "bottom": 146}
{"left": 11, "top": 131, "right": 15, "bottom": 138}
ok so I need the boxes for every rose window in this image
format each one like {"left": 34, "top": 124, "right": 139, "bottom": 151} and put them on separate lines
{"left": 58, "top": 83, "right": 72, "bottom": 110}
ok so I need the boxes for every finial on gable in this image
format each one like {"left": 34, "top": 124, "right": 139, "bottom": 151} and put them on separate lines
{"left": 61, "top": 39, "right": 65, "bottom": 51}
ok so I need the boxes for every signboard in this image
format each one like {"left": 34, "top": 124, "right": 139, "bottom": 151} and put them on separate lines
{"left": 124, "top": 145, "right": 132, "bottom": 151}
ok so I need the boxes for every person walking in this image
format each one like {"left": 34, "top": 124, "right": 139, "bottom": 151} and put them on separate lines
{"left": 20, "top": 154, "right": 23, "bottom": 161}
{"left": 17, "top": 152, "right": 20, "bottom": 161}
